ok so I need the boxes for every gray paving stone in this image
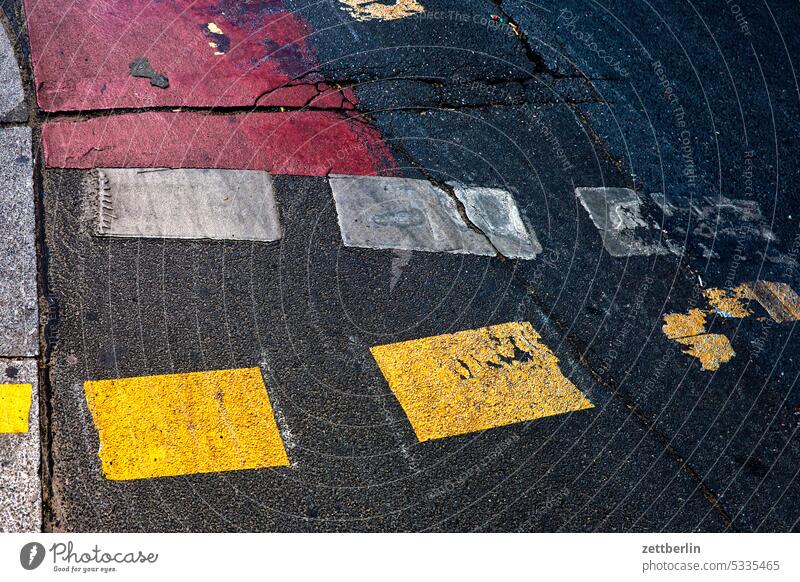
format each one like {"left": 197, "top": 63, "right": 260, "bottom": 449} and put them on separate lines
{"left": 0, "top": 127, "right": 37, "bottom": 356}
{"left": 330, "top": 175, "right": 495, "bottom": 256}
{"left": 95, "top": 168, "right": 283, "bottom": 242}
{"left": 0, "top": 357, "right": 40, "bottom": 532}
{"left": 0, "top": 24, "right": 26, "bottom": 122}
{"left": 451, "top": 183, "right": 541, "bottom": 260}
{"left": 576, "top": 186, "right": 669, "bottom": 257}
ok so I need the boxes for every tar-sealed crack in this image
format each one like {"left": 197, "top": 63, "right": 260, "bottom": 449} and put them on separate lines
{"left": 491, "top": 0, "right": 558, "bottom": 77}
{"left": 507, "top": 269, "right": 735, "bottom": 530}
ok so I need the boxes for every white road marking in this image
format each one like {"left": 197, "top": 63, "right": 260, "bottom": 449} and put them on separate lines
{"left": 330, "top": 175, "right": 495, "bottom": 256}
{"left": 576, "top": 187, "right": 668, "bottom": 257}
{"left": 95, "top": 168, "right": 282, "bottom": 242}
{"left": 451, "top": 183, "right": 541, "bottom": 259}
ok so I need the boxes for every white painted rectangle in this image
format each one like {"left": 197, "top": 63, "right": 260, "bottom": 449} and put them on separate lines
{"left": 96, "top": 168, "right": 282, "bottom": 242}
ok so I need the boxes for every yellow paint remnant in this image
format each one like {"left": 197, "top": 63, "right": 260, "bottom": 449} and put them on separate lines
{"left": 370, "top": 322, "right": 593, "bottom": 442}
{"left": 738, "top": 281, "right": 800, "bottom": 323}
{"left": 662, "top": 308, "right": 707, "bottom": 339}
{"left": 704, "top": 287, "right": 753, "bottom": 318}
{"left": 205, "top": 23, "right": 226, "bottom": 54}
{"left": 84, "top": 368, "right": 289, "bottom": 480}
{"left": 662, "top": 309, "right": 735, "bottom": 370}
{"left": 339, "top": 0, "right": 425, "bottom": 22}
{"left": 663, "top": 281, "right": 800, "bottom": 370}
{"left": 0, "top": 384, "right": 32, "bottom": 433}
{"left": 673, "top": 334, "right": 735, "bottom": 371}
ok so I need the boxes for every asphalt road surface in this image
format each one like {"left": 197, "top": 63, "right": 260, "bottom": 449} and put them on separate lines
{"left": 1, "top": 0, "right": 798, "bottom": 532}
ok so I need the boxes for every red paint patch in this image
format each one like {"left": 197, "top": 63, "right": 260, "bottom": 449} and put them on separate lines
{"left": 24, "top": 0, "right": 356, "bottom": 111}
{"left": 42, "top": 111, "right": 397, "bottom": 176}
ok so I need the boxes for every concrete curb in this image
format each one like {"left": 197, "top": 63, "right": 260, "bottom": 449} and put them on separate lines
{"left": 0, "top": 125, "right": 41, "bottom": 532}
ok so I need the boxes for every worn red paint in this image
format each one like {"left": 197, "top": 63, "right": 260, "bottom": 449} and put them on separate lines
{"left": 24, "top": 0, "right": 355, "bottom": 111}
{"left": 42, "top": 111, "right": 397, "bottom": 176}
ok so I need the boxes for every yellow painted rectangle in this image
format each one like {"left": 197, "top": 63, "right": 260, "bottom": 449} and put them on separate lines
{"left": 84, "top": 368, "right": 289, "bottom": 480}
{"left": 0, "top": 383, "right": 32, "bottom": 433}
{"left": 370, "top": 322, "right": 593, "bottom": 442}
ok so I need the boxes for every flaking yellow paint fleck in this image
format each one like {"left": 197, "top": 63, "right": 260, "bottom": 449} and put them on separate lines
{"left": 738, "top": 281, "right": 800, "bottom": 323}
{"left": 662, "top": 308, "right": 707, "bottom": 339}
{"left": 663, "top": 281, "right": 800, "bottom": 371}
{"left": 370, "top": 322, "right": 593, "bottom": 442}
{"left": 0, "top": 383, "right": 32, "bottom": 433}
{"left": 339, "top": 0, "right": 425, "bottom": 22}
{"left": 704, "top": 287, "right": 752, "bottom": 318}
{"left": 674, "top": 334, "right": 735, "bottom": 371}
{"left": 84, "top": 368, "right": 289, "bottom": 480}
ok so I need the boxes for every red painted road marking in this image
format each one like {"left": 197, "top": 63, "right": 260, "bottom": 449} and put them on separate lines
{"left": 42, "top": 111, "right": 397, "bottom": 176}
{"left": 24, "top": 0, "right": 355, "bottom": 111}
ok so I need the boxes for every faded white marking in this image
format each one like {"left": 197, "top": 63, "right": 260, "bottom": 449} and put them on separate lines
{"left": 650, "top": 192, "right": 793, "bottom": 265}
{"left": 390, "top": 249, "right": 413, "bottom": 292}
{"left": 330, "top": 175, "right": 495, "bottom": 256}
{"left": 95, "top": 168, "right": 282, "bottom": 242}
{"left": 451, "top": 183, "right": 541, "bottom": 260}
{"left": 576, "top": 187, "right": 668, "bottom": 257}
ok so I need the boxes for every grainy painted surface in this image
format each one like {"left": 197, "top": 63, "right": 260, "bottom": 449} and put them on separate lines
{"left": 370, "top": 322, "right": 593, "bottom": 442}
{"left": 84, "top": 368, "right": 289, "bottom": 481}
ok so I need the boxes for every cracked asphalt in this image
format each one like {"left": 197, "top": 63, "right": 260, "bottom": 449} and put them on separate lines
{"left": 1, "top": 0, "right": 798, "bottom": 532}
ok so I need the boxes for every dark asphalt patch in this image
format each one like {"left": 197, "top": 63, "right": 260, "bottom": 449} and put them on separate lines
{"left": 364, "top": 99, "right": 800, "bottom": 531}
{"left": 43, "top": 168, "right": 723, "bottom": 531}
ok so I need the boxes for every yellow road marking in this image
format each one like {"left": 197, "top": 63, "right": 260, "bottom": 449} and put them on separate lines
{"left": 0, "top": 383, "right": 32, "bottom": 433}
{"left": 84, "top": 368, "right": 289, "bottom": 480}
{"left": 662, "top": 308, "right": 735, "bottom": 371}
{"left": 205, "top": 23, "right": 226, "bottom": 55}
{"left": 370, "top": 322, "right": 593, "bottom": 442}
{"left": 339, "top": 0, "right": 425, "bottom": 22}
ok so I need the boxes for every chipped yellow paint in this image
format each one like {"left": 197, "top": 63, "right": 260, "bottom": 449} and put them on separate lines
{"left": 370, "top": 322, "right": 593, "bottom": 442}
{"left": 662, "top": 308, "right": 707, "bottom": 339}
{"left": 673, "top": 334, "right": 735, "bottom": 371}
{"left": 339, "top": 0, "right": 425, "bottom": 22}
{"left": 663, "top": 281, "right": 800, "bottom": 370}
{"left": 662, "top": 308, "right": 735, "bottom": 370}
{"left": 84, "top": 368, "right": 289, "bottom": 480}
{"left": 704, "top": 287, "right": 752, "bottom": 318}
{"left": 738, "top": 281, "right": 800, "bottom": 323}
{"left": 0, "top": 383, "right": 32, "bottom": 433}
